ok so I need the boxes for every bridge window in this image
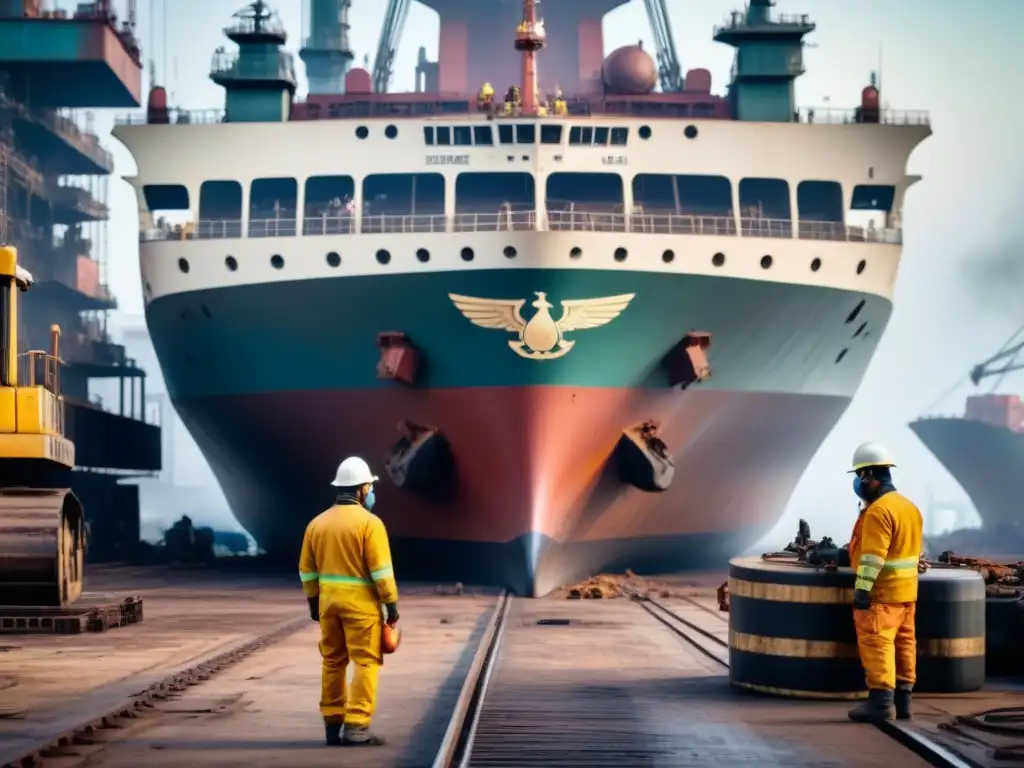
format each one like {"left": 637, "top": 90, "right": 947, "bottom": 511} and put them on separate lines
{"left": 739, "top": 178, "right": 791, "bottom": 238}
{"left": 611, "top": 127, "right": 628, "bottom": 145}
{"left": 362, "top": 173, "right": 445, "bottom": 233}
{"left": 797, "top": 181, "right": 845, "bottom": 241}
{"left": 473, "top": 126, "right": 493, "bottom": 145}
{"left": 455, "top": 172, "right": 535, "bottom": 231}
{"left": 198, "top": 180, "right": 242, "bottom": 239}
{"left": 547, "top": 173, "right": 624, "bottom": 231}
{"left": 540, "top": 125, "right": 562, "bottom": 144}
{"left": 249, "top": 177, "right": 298, "bottom": 238}
{"left": 631, "top": 175, "right": 735, "bottom": 235}
{"left": 423, "top": 126, "right": 434, "bottom": 145}
{"left": 516, "top": 124, "right": 535, "bottom": 144}
{"left": 498, "top": 124, "right": 514, "bottom": 144}
{"left": 141, "top": 184, "right": 190, "bottom": 240}
{"left": 303, "top": 174, "right": 355, "bottom": 236}
{"left": 435, "top": 126, "right": 452, "bottom": 145}
{"left": 849, "top": 184, "right": 896, "bottom": 241}
{"left": 453, "top": 126, "right": 472, "bottom": 146}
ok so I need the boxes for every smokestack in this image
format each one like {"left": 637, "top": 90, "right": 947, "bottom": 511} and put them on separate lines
{"left": 299, "top": 0, "right": 354, "bottom": 94}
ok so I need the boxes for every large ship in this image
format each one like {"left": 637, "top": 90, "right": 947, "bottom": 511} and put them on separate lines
{"left": 910, "top": 330, "right": 1024, "bottom": 545}
{"left": 112, "top": 0, "right": 930, "bottom": 596}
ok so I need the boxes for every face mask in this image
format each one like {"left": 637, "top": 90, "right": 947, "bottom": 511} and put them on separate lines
{"left": 364, "top": 488, "right": 376, "bottom": 511}
{"left": 853, "top": 475, "right": 868, "bottom": 501}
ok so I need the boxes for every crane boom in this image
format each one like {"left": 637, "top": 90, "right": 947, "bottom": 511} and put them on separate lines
{"left": 371, "top": 0, "right": 412, "bottom": 93}
{"left": 642, "top": 0, "right": 683, "bottom": 92}
{"left": 969, "top": 327, "right": 1024, "bottom": 386}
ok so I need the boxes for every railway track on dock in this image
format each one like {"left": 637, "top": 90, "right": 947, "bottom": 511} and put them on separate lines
{"left": 5, "top": 591, "right": 987, "bottom": 768}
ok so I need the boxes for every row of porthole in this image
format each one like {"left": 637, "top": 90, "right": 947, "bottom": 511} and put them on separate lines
{"left": 178, "top": 251, "right": 870, "bottom": 274}
{"left": 352, "top": 124, "right": 700, "bottom": 142}
{"left": 637, "top": 125, "right": 699, "bottom": 140}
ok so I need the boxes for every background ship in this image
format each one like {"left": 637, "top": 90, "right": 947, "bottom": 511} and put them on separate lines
{"left": 114, "top": 0, "right": 929, "bottom": 596}
{"left": 0, "top": 0, "right": 160, "bottom": 562}
{"left": 910, "top": 326, "right": 1024, "bottom": 550}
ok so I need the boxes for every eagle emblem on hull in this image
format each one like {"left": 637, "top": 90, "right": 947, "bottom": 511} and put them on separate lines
{"left": 448, "top": 291, "right": 636, "bottom": 360}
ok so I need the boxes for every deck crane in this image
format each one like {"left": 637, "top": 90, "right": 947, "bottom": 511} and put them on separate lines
{"left": 372, "top": 0, "right": 412, "bottom": 93}
{"left": 642, "top": 0, "right": 683, "bottom": 92}
{"left": 970, "top": 324, "right": 1024, "bottom": 387}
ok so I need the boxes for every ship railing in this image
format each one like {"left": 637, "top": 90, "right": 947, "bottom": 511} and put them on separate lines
{"left": 740, "top": 217, "right": 793, "bottom": 239}
{"left": 18, "top": 350, "right": 62, "bottom": 398}
{"left": 361, "top": 213, "right": 448, "bottom": 234}
{"left": 248, "top": 218, "right": 298, "bottom": 238}
{"left": 796, "top": 107, "right": 931, "bottom": 126}
{"left": 547, "top": 210, "right": 626, "bottom": 232}
{"left": 303, "top": 215, "right": 355, "bottom": 235}
{"left": 629, "top": 213, "right": 737, "bottom": 236}
{"left": 115, "top": 109, "right": 226, "bottom": 126}
{"left": 452, "top": 210, "right": 536, "bottom": 232}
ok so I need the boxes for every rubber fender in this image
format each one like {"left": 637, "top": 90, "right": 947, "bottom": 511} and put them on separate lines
{"left": 615, "top": 420, "right": 674, "bottom": 492}
{"left": 384, "top": 421, "right": 453, "bottom": 494}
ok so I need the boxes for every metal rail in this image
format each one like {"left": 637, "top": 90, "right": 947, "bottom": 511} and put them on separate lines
{"left": 0, "top": 614, "right": 309, "bottom": 768}
{"left": 640, "top": 597, "right": 977, "bottom": 768}
{"left": 432, "top": 591, "right": 513, "bottom": 768}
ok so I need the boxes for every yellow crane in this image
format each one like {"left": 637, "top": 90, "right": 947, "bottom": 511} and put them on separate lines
{"left": 0, "top": 245, "right": 86, "bottom": 607}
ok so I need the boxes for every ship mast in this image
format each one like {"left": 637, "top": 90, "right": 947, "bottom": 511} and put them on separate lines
{"left": 514, "top": 0, "right": 547, "bottom": 115}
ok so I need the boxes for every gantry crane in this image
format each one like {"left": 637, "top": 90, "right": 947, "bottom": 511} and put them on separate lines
{"left": 642, "top": 0, "right": 683, "bottom": 92}
{"left": 372, "top": 0, "right": 412, "bottom": 93}
{"left": 970, "top": 324, "right": 1024, "bottom": 387}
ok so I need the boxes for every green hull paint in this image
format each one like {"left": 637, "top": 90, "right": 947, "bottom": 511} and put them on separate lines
{"left": 146, "top": 269, "right": 890, "bottom": 399}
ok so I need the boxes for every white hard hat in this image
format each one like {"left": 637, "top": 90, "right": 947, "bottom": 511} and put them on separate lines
{"left": 849, "top": 442, "right": 896, "bottom": 473}
{"left": 330, "top": 456, "right": 378, "bottom": 487}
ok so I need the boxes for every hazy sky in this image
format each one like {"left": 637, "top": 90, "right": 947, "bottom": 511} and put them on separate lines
{"left": 86, "top": 0, "right": 1024, "bottom": 544}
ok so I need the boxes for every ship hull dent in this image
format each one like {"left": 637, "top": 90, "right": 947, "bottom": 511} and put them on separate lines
{"left": 172, "top": 386, "right": 851, "bottom": 597}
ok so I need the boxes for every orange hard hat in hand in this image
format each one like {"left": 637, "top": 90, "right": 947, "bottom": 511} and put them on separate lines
{"left": 382, "top": 622, "right": 401, "bottom": 654}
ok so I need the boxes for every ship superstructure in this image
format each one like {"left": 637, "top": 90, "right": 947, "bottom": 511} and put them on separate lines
{"left": 0, "top": 0, "right": 160, "bottom": 562}
{"left": 113, "top": 0, "right": 930, "bottom": 595}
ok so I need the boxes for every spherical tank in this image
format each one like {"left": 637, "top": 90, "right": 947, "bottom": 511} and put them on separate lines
{"left": 147, "top": 86, "right": 167, "bottom": 111}
{"left": 861, "top": 85, "right": 880, "bottom": 110}
{"left": 602, "top": 46, "right": 658, "bottom": 96}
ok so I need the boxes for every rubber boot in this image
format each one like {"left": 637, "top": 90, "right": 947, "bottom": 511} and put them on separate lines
{"left": 343, "top": 724, "right": 386, "bottom": 746}
{"left": 324, "top": 722, "right": 343, "bottom": 746}
{"left": 848, "top": 688, "right": 894, "bottom": 722}
{"left": 894, "top": 683, "right": 912, "bottom": 720}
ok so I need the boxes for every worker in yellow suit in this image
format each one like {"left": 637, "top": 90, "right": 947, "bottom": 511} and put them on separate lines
{"left": 299, "top": 456, "right": 400, "bottom": 747}
{"left": 846, "top": 442, "right": 923, "bottom": 723}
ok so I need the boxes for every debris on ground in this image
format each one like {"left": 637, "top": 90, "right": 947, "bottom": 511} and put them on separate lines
{"left": 717, "top": 581, "right": 729, "bottom": 612}
{"left": 552, "top": 570, "right": 712, "bottom": 600}
{"left": 434, "top": 582, "right": 465, "bottom": 596}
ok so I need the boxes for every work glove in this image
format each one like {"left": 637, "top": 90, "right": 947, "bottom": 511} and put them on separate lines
{"left": 384, "top": 602, "right": 399, "bottom": 626}
{"left": 853, "top": 589, "right": 871, "bottom": 610}
{"left": 307, "top": 596, "right": 320, "bottom": 622}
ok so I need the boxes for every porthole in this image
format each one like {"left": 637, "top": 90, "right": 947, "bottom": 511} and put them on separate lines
{"left": 384, "top": 124, "right": 398, "bottom": 139}
{"left": 504, "top": 246, "right": 517, "bottom": 259}
{"left": 416, "top": 248, "right": 430, "bottom": 263}
{"left": 613, "top": 247, "right": 627, "bottom": 262}
{"left": 376, "top": 249, "right": 391, "bottom": 264}
{"left": 853, "top": 322, "right": 867, "bottom": 338}
{"left": 845, "top": 299, "right": 865, "bottom": 324}
{"left": 177, "top": 258, "right": 189, "bottom": 273}
{"left": 684, "top": 125, "right": 698, "bottom": 139}
{"left": 712, "top": 252, "right": 725, "bottom": 267}
{"left": 355, "top": 126, "right": 369, "bottom": 139}
{"left": 225, "top": 256, "right": 238, "bottom": 271}
{"left": 760, "top": 255, "right": 773, "bottom": 269}
{"left": 856, "top": 259, "right": 866, "bottom": 275}
{"left": 460, "top": 247, "right": 474, "bottom": 262}
{"left": 810, "top": 257, "right": 822, "bottom": 272}
{"left": 270, "top": 254, "right": 284, "bottom": 269}
{"left": 662, "top": 249, "right": 675, "bottom": 263}
{"left": 326, "top": 251, "right": 341, "bottom": 267}
{"left": 638, "top": 125, "right": 652, "bottom": 139}
{"left": 835, "top": 349, "right": 848, "bottom": 364}
{"left": 570, "top": 247, "right": 582, "bottom": 259}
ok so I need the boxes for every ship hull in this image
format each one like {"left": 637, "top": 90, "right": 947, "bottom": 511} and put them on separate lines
{"left": 910, "top": 417, "right": 1024, "bottom": 536}
{"left": 148, "top": 267, "right": 889, "bottom": 596}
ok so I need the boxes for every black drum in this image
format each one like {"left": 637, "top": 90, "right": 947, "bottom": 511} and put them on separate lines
{"left": 727, "top": 557, "right": 985, "bottom": 699}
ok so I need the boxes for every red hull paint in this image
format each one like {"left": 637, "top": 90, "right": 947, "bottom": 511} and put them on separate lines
{"left": 179, "top": 386, "right": 846, "bottom": 548}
